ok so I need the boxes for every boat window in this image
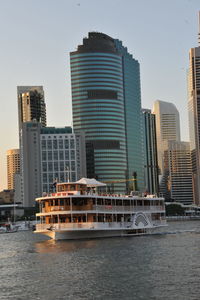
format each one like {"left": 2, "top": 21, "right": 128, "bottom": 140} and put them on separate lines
{"left": 65, "top": 199, "right": 70, "bottom": 206}
{"left": 116, "top": 200, "right": 122, "bottom": 206}
{"left": 70, "top": 185, "right": 75, "bottom": 191}
{"left": 60, "top": 199, "right": 64, "bottom": 206}
{"left": 105, "top": 199, "right": 111, "bottom": 205}
{"left": 124, "top": 200, "right": 129, "bottom": 206}
{"left": 97, "top": 199, "right": 103, "bottom": 205}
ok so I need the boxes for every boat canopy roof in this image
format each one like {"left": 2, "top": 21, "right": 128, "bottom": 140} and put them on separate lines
{"left": 76, "top": 178, "right": 106, "bottom": 187}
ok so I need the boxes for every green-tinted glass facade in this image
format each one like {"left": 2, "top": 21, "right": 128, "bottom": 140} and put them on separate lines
{"left": 114, "top": 40, "right": 144, "bottom": 191}
{"left": 70, "top": 32, "right": 144, "bottom": 193}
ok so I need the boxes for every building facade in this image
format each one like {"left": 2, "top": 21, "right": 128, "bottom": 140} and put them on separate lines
{"left": 21, "top": 122, "right": 86, "bottom": 207}
{"left": 40, "top": 127, "right": 86, "bottom": 194}
{"left": 21, "top": 122, "right": 42, "bottom": 207}
{"left": 163, "top": 141, "right": 193, "bottom": 205}
{"left": 6, "top": 149, "right": 20, "bottom": 190}
{"left": 17, "top": 86, "right": 46, "bottom": 131}
{"left": 152, "top": 100, "right": 181, "bottom": 175}
{"left": 70, "top": 32, "right": 144, "bottom": 193}
{"left": 141, "top": 109, "right": 159, "bottom": 195}
{"left": 188, "top": 16, "right": 200, "bottom": 204}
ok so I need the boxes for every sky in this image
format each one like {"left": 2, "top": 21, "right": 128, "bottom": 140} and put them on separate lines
{"left": 0, "top": 0, "right": 199, "bottom": 190}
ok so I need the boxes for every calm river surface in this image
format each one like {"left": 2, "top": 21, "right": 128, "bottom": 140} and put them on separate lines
{"left": 0, "top": 221, "right": 200, "bottom": 300}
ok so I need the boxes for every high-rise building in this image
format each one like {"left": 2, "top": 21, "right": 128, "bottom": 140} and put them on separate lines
{"left": 152, "top": 100, "right": 181, "bottom": 175}
{"left": 163, "top": 141, "right": 193, "bottom": 205}
{"left": 6, "top": 149, "right": 20, "bottom": 190}
{"left": 40, "top": 127, "right": 86, "bottom": 193}
{"left": 21, "top": 122, "right": 86, "bottom": 207}
{"left": 17, "top": 86, "right": 47, "bottom": 207}
{"left": 17, "top": 86, "right": 46, "bottom": 131}
{"left": 70, "top": 32, "right": 144, "bottom": 193}
{"left": 141, "top": 109, "right": 159, "bottom": 195}
{"left": 188, "top": 12, "right": 200, "bottom": 205}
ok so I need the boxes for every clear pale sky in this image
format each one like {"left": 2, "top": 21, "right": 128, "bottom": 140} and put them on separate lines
{"left": 0, "top": 0, "right": 199, "bottom": 190}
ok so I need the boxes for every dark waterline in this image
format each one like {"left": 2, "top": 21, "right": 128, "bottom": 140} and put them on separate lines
{"left": 0, "top": 221, "right": 200, "bottom": 300}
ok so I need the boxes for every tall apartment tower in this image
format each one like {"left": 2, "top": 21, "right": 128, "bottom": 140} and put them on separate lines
{"left": 17, "top": 86, "right": 46, "bottom": 131}
{"left": 70, "top": 32, "right": 144, "bottom": 193}
{"left": 188, "top": 12, "right": 200, "bottom": 205}
{"left": 163, "top": 141, "right": 193, "bottom": 205}
{"left": 6, "top": 149, "right": 20, "bottom": 190}
{"left": 141, "top": 109, "right": 159, "bottom": 195}
{"left": 17, "top": 86, "right": 47, "bottom": 207}
{"left": 152, "top": 100, "right": 181, "bottom": 175}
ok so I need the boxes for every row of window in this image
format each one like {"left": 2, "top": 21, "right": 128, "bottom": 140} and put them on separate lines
{"left": 42, "top": 161, "right": 77, "bottom": 172}
{"left": 41, "top": 139, "right": 75, "bottom": 150}
{"left": 42, "top": 150, "right": 76, "bottom": 161}
{"left": 43, "top": 172, "right": 76, "bottom": 184}
{"left": 42, "top": 174, "right": 77, "bottom": 192}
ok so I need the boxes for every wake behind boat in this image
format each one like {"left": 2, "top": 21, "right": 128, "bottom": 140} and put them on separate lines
{"left": 34, "top": 178, "right": 167, "bottom": 240}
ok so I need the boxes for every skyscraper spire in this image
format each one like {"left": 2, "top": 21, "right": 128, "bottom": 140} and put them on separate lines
{"left": 198, "top": 11, "right": 200, "bottom": 45}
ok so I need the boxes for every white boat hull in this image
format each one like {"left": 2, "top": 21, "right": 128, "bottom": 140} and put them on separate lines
{"left": 35, "top": 225, "right": 166, "bottom": 240}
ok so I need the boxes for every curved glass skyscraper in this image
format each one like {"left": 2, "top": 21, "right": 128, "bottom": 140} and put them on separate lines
{"left": 70, "top": 32, "right": 144, "bottom": 193}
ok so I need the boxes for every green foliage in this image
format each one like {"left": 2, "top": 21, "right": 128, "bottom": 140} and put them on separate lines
{"left": 165, "top": 204, "right": 185, "bottom": 216}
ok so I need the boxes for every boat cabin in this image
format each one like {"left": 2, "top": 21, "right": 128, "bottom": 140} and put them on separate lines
{"left": 56, "top": 182, "right": 87, "bottom": 195}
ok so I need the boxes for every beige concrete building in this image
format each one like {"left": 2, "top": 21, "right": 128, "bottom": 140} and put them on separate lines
{"left": 163, "top": 141, "right": 193, "bottom": 205}
{"left": 6, "top": 149, "right": 20, "bottom": 190}
{"left": 152, "top": 100, "right": 181, "bottom": 175}
{"left": 188, "top": 14, "right": 200, "bottom": 205}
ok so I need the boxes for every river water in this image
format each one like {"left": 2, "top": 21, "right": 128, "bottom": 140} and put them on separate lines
{"left": 0, "top": 221, "right": 200, "bottom": 300}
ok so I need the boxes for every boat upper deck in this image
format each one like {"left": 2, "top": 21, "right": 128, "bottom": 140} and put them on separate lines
{"left": 36, "top": 182, "right": 164, "bottom": 203}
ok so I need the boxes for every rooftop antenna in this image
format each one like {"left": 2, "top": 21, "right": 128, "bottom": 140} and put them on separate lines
{"left": 199, "top": 11, "right": 200, "bottom": 45}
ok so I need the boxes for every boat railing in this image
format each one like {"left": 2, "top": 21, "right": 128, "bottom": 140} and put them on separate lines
{"left": 94, "top": 205, "right": 164, "bottom": 212}
{"left": 41, "top": 205, "right": 164, "bottom": 214}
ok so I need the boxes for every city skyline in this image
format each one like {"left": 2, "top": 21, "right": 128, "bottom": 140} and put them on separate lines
{"left": 0, "top": 0, "right": 200, "bottom": 189}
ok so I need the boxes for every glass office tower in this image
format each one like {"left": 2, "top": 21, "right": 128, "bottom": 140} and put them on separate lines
{"left": 70, "top": 32, "right": 144, "bottom": 193}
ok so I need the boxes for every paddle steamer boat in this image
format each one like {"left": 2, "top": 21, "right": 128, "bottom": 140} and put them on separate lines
{"left": 34, "top": 179, "right": 167, "bottom": 240}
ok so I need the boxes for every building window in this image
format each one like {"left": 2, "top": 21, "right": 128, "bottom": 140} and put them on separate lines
{"left": 41, "top": 140, "right": 46, "bottom": 150}
{"left": 53, "top": 151, "right": 58, "bottom": 160}
{"left": 71, "top": 161, "right": 76, "bottom": 171}
{"left": 53, "top": 140, "right": 58, "bottom": 149}
{"left": 54, "top": 162, "right": 58, "bottom": 171}
{"left": 60, "top": 172, "right": 64, "bottom": 182}
{"left": 60, "top": 161, "right": 64, "bottom": 171}
{"left": 48, "top": 173, "right": 53, "bottom": 183}
{"left": 59, "top": 151, "right": 64, "bottom": 160}
{"left": 48, "top": 162, "right": 53, "bottom": 172}
{"left": 71, "top": 150, "right": 75, "bottom": 160}
{"left": 70, "top": 140, "right": 75, "bottom": 149}
{"left": 64, "top": 140, "right": 69, "bottom": 149}
{"left": 43, "top": 174, "right": 47, "bottom": 183}
{"left": 47, "top": 140, "right": 52, "bottom": 150}
{"left": 88, "top": 89, "right": 118, "bottom": 100}
{"left": 43, "top": 184, "right": 48, "bottom": 192}
{"left": 42, "top": 162, "right": 47, "bottom": 172}
{"left": 65, "top": 151, "right": 69, "bottom": 160}
{"left": 42, "top": 152, "right": 47, "bottom": 161}
{"left": 48, "top": 151, "right": 52, "bottom": 161}
{"left": 59, "top": 139, "right": 63, "bottom": 149}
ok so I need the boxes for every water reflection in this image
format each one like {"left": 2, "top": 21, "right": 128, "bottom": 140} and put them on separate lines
{"left": 35, "top": 238, "right": 99, "bottom": 253}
